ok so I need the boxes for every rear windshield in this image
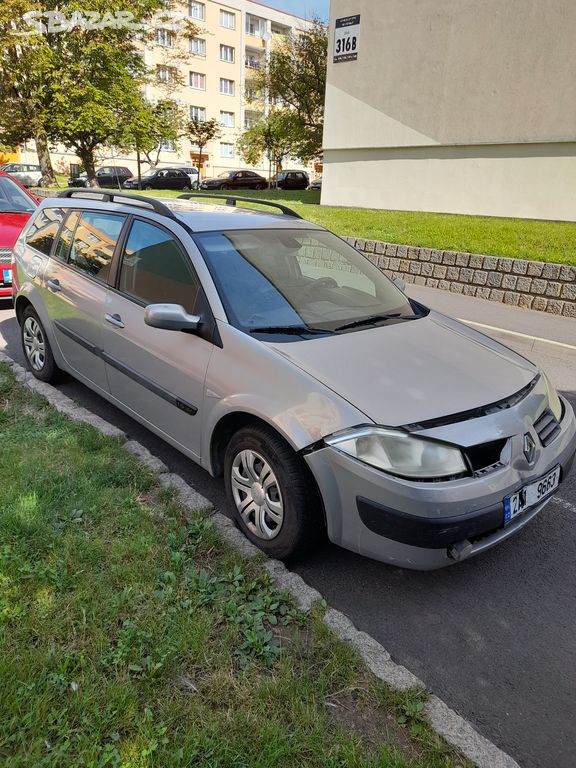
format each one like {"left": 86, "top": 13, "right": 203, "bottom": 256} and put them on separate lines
{"left": 0, "top": 176, "right": 35, "bottom": 213}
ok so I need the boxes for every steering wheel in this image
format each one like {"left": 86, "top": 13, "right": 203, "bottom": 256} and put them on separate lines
{"left": 299, "top": 277, "right": 338, "bottom": 301}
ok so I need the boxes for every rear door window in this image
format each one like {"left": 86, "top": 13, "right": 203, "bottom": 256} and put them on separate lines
{"left": 25, "top": 208, "right": 66, "bottom": 256}
{"left": 117, "top": 219, "right": 200, "bottom": 313}
{"left": 68, "top": 211, "right": 125, "bottom": 282}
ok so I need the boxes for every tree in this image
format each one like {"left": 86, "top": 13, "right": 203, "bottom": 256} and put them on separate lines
{"left": 185, "top": 118, "right": 222, "bottom": 175}
{"left": 252, "top": 21, "right": 327, "bottom": 162}
{"left": 237, "top": 110, "right": 299, "bottom": 177}
{"left": 0, "top": 0, "right": 195, "bottom": 185}
{"left": 120, "top": 100, "right": 186, "bottom": 172}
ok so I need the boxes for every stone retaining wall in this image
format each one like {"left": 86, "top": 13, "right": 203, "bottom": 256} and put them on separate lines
{"left": 343, "top": 237, "right": 576, "bottom": 318}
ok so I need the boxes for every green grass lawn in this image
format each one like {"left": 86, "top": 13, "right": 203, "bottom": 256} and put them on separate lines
{"left": 48, "top": 180, "right": 576, "bottom": 264}
{"left": 0, "top": 363, "right": 469, "bottom": 768}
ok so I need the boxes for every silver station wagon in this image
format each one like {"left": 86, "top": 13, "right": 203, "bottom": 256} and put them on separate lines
{"left": 12, "top": 190, "right": 576, "bottom": 569}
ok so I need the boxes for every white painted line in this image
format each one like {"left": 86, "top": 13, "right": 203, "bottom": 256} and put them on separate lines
{"left": 550, "top": 496, "right": 576, "bottom": 515}
{"left": 457, "top": 319, "right": 576, "bottom": 351}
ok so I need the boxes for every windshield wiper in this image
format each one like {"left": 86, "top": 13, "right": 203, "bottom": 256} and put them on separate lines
{"left": 249, "top": 325, "right": 332, "bottom": 336}
{"left": 334, "top": 313, "right": 417, "bottom": 332}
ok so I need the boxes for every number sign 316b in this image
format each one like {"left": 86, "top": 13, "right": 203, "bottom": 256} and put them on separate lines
{"left": 334, "top": 14, "right": 360, "bottom": 63}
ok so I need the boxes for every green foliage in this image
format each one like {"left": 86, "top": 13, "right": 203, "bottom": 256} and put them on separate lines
{"left": 185, "top": 118, "right": 222, "bottom": 172}
{"left": 116, "top": 99, "right": 185, "bottom": 170}
{"left": 0, "top": 0, "right": 196, "bottom": 184}
{"left": 237, "top": 109, "right": 300, "bottom": 171}
{"left": 252, "top": 21, "right": 328, "bottom": 161}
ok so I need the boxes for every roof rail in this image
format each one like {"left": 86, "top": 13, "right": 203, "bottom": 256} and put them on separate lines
{"left": 177, "top": 193, "right": 302, "bottom": 219}
{"left": 58, "top": 188, "right": 177, "bottom": 220}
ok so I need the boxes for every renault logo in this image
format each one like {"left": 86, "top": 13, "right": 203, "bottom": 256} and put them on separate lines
{"left": 523, "top": 433, "right": 536, "bottom": 463}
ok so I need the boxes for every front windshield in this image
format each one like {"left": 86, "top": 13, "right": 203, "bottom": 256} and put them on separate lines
{"left": 217, "top": 171, "right": 234, "bottom": 179}
{"left": 194, "top": 229, "right": 421, "bottom": 336}
{"left": 0, "top": 176, "right": 35, "bottom": 212}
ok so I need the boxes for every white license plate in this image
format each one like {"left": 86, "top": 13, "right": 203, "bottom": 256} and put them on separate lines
{"left": 2, "top": 268, "right": 11, "bottom": 284}
{"left": 504, "top": 466, "right": 561, "bottom": 524}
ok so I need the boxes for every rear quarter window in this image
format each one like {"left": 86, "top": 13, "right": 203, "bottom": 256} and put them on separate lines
{"left": 25, "top": 208, "right": 65, "bottom": 256}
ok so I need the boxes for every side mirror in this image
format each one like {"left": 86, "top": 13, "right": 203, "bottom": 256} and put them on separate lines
{"left": 393, "top": 277, "right": 406, "bottom": 292}
{"left": 144, "top": 303, "right": 201, "bottom": 332}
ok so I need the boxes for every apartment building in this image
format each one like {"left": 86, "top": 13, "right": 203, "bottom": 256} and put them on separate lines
{"left": 323, "top": 0, "right": 576, "bottom": 221}
{"left": 32, "top": 0, "right": 313, "bottom": 179}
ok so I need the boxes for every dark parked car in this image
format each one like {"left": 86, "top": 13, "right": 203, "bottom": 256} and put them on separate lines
{"left": 123, "top": 168, "right": 193, "bottom": 191}
{"left": 270, "top": 170, "right": 309, "bottom": 190}
{"left": 200, "top": 170, "right": 268, "bottom": 191}
{"left": 68, "top": 166, "right": 133, "bottom": 188}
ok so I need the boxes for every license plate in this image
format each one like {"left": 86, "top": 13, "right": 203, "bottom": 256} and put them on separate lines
{"left": 504, "top": 466, "right": 560, "bottom": 524}
{"left": 2, "top": 268, "right": 10, "bottom": 284}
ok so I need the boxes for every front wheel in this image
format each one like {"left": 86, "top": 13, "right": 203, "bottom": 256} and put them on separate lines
{"left": 224, "top": 424, "right": 324, "bottom": 559}
{"left": 182, "top": 184, "right": 191, "bottom": 191}
{"left": 21, "top": 306, "right": 62, "bottom": 383}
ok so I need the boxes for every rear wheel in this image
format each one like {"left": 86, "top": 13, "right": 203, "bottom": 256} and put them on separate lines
{"left": 21, "top": 306, "right": 61, "bottom": 383}
{"left": 224, "top": 424, "right": 324, "bottom": 559}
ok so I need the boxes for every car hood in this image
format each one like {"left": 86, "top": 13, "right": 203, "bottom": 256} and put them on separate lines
{"left": 0, "top": 212, "right": 33, "bottom": 248}
{"left": 201, "top": 177, "right": 226, "bottom": 184}
{"left": 264, "top": 312, "right": 538, "bottom": 427}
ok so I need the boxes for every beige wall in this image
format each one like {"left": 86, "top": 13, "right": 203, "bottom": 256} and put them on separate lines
{"left": 322, "top": 143, "right": 576, "bottom": 221}
{"left": 323, "top": 0, "right": 576, "bottom": 220}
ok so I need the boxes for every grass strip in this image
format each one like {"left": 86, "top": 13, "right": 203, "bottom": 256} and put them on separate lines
{"left": 0, "top": 363, "right": 470, "bottom": 767}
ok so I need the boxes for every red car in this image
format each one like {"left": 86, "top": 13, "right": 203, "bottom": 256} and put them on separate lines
{"left": 0, "top": 171, "right": 38, "bottom": 300}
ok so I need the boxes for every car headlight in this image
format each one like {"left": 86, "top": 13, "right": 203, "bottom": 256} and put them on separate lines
{"left": 325, "top": 427, "right": 468, "bottom": 480}
{"left": 543, "top": 372, "right": 563, "bottom": 421}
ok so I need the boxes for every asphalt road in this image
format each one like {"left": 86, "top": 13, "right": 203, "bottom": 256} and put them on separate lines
{"left": 1, "top": 292, "right": 575, "bottom": 768}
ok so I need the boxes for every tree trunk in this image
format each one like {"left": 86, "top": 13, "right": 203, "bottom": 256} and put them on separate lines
{"left": 35, "top": 129, "right": 57, "bottom": 187}
{"left": 78, "top": 148, "right": 97, "bottom": 187}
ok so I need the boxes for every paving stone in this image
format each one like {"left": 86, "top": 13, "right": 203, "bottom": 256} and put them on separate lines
{"left": 463, "top": 285, "right": 477, "bottom": 296}
{"left": 421, "top": 263, "right": 434, "bottom": 277}
{"left": 442, "top": 251, "right": 457, "bottom": 266}
{"left": 475, "top": 287, "right": 490, "bottom": 299}
{"left": 562, "top": 301, "right": 576, "bottom": 317}
{"left": 388, "top": 257, "right": 400, "bottom": 271}
{"left": 542, "top": 263, "right": 561, "bottom": 280}
{"left": 498, "top": 258, "right": 514, "bottom": 273}
{"left": 530, "top": 278, "right": 547, "bottom": 294}
{"left": 450, "top": 282, "right": 465, "bottom": 293}
{"left": 430, "top": 249, "right": 444, "bottom": 263}
{"left": 546, "top": 299, "right": 564, "bottom": 314}
{"left": 433, "top": 264, "right": 447, "bottom": 279}
{"left": 385, "top": 243, "right": 398, "bottom": 256}
{"left": 455, "top": 252, "right": 470, "bottom": 267}
{"left": 515, "top": 276, "right": 532, "bottom": 293}
{"left": 409, "top": 261, "right": 422, "bottom": 275}
{"left": 527, "top": 261, "right": 544, "bottom": 277}
{"left": 502, "top": 274, "right": 518, "bottom": 290}
{"left": 561, "top": 282, "right": 576, "bottom": 300}
{"left": 472, "top": 270, "right": 488, "bottom": 286}
{"left": 469, "top": 254, "right": 484, "bottom": 269}
{"left": 503, "top": 292, "right": 520, "bottom": 306}
{"left": 489, "top": 289, "right": 505, "bottom": 302}
{"left": 426, "top": 278, "right": 439, "bottom": 288}
{"left": 419, "top": 247, "right": 432, "bottom": 261}
{"left": 399, "top": 259, "right": 410, "bottom": 272}
{"left": 482, "top": 256, "right": 498, "bottom": 270}
{"left": 438, "top": 280, "right": 450, "bottom": 291}
{"left": 414, "top": 276, "right": 427, "bottom": 286}
{"left": 396, "top": 244, "right": 408, "bottom": 258}
{"left": 532, "top": 297, "right": 548, "bottom": 311}
{"left": 559, "top": 264, "right": 576, "bottom": 281}
{"left": 518, "top": 294, "right": 534, "bottom": 309}
{"left": 511, "top": 260, "right": 528, "bottom": 275}
{"left": 459, "top": 267, "right": 473, "bottom": 282}
{"left": 377, "top": 255, "right": 390, "bottom": 270}
{"left": 375, "top": 241, "right": 385, "bottom": 254}
{"left": 446, "top": 266, "right": 460, "bottom": 280}
{"left": 407, "top": 246, "right": 420, "bottom": 260}
{"left": 545, "top": 282, "right": 562, "bottom": 298}
{"left": 487, "top": 271, "right": 503, "bottom": 287}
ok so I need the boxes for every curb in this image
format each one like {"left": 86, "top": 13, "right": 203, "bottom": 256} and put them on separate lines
{"left": 0, "top": 350, "right": 521, "bottom": 768}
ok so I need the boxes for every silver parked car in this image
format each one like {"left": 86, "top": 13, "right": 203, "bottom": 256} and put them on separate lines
{"left": 0, "top": 162, "right": 43, "bottom": 188}
{"left": 12, "top": 190, "right": 576, "bottom": 569}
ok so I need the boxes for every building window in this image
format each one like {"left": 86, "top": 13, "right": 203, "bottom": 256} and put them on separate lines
{"left": 157, "top": 65, "right": 176, "bottom": 84}
{"left": 190, "top": 71, "right": 206, "bottom": 90}
{"left": 219, "top": 78, "right": 235, "bottom": 96}
{"left": 220, "top": 142, "right": 235, "bottom": 158}
{"left": 219, "top": 111, "right": 235, "bottom": 128}
{"left": 161, "top": 140, "right": 176, "bottom": 152}
{"left": 219, "top": 10, "right": 235, "bottom": 29}
{"left": 190, "top": 105, "right": 206, "bottom": 121}
{"left": 189, "top": 1, "right": 205, "bottom": 20}
{"left": 220, "top": 44, "right": 235, "bottom": 63}
{"left": 189, "top": 37, "right": 206, "bottom": 56}
{"left": 155, "top": 28, "right": 174, "bottom": 47}
{"left": 245, "top": 55, "right": 262, "bottom": 69}
{"left": 246, "top": 14, "right": 266, "bottom": 38}
{"left": 244, "top": 111, "right": 261, "bottom": 128}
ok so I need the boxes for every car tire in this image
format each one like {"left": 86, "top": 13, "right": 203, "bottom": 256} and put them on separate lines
{"left": 258, "top": 183, "right": 267, "bottom": 190}
{"left": 20, "top": 306, "right": 62, "bottom": 384}
{"left": 182, "top": 185, "right": 191, "bottom": 191}
{"left": 144, "top": 185, "right": 152, "bottom": 191}
{"left": 224, "top": 424, "right": 324, "bottom": 560}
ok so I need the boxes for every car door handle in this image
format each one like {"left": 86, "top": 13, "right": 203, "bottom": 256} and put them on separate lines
{"left": 105, "top": 313, "right": 124, "bottom": 329}
{"left": 47, "top": 278, "right": 62, "bottom": 292}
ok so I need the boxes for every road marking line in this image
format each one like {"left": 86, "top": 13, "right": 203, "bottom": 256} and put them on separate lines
{"left": 457, "top": 319, "right": 576, "bottom": 352}
{"left": 551, "top": 496, "right": 576, "bottom": 514}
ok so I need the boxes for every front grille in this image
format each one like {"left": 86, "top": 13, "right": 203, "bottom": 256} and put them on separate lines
{"left": 0, "top": 248, "right": 11, "bottom": 265}
{"left": 534, "top": 408, "right": 561, "bottom": 446}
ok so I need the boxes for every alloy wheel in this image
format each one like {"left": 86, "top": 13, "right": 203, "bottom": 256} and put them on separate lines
{"left": 23, "top": 316, "right": 46, "bottom": 371}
